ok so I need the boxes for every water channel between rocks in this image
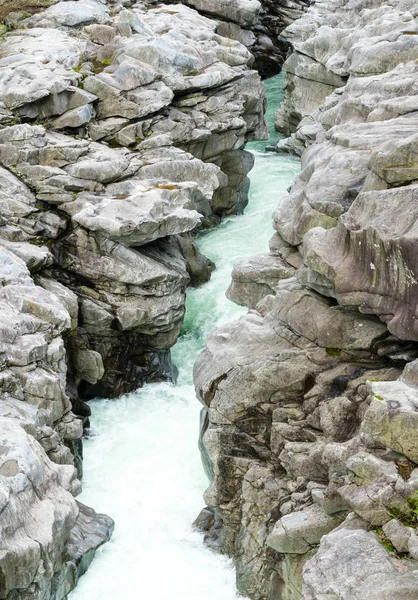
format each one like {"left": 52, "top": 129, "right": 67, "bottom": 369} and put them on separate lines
{"left": 69, "top": 74, "right": 300, "bottom": 600}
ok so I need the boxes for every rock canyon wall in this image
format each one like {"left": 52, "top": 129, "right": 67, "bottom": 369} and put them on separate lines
{"left": 194, "top": 1, "right": 418, "bottom": 599}
{"left": 0, "top": 0, "right": 270, "bottom": 596}
{"left": 150, "top": 0, "right": 311, "bottom": 77}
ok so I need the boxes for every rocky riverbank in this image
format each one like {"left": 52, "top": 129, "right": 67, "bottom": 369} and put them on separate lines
{"left": 0, "top": 0, "right": 275, "bottom": 595}
{"left": 194, "top": 1, "right": 418, "bottom": 599}
{"left": 151, "top": 0, "right": 311, "bottom": 78}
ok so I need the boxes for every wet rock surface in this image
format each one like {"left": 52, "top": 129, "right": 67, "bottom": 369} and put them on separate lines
{"left": 194, "top": 0, "right": 418, "bottom": 599}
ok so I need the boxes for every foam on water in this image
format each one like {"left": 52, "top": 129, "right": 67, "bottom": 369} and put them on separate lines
{"left": 69, "top": 74, "right": 300, "bottom": 600}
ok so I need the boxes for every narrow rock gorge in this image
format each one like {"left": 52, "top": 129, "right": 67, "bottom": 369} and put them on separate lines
{"left": 0, "top": 0, "right": 272, "bottom": 595}
{"left": 2, "top": 0, "right": 418, "bottom": 599}
{"left": 194, "top": 1, "right": 418, "bottom": 599}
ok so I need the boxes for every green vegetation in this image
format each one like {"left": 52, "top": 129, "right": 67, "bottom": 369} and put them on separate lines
{"left": 406, "top": 493, "right": 418, "bottom": 519}
{"left": 326, "top": 347, "right": 341, "bottom": 357}
{"left": 388, "top": 492, "right": 418, "bottom": 528}
{"left": 373, "top": 493, "right": 418, "bottom": 556}
{"left": 87, "top": 57, "right": 113, "bottom": 75}
{"left": 375, "top": 528, "right": 396, "bottom": 553}
{"left": 72, "top": 62, "right": 83, "bottom": 73}
{"left": 30, "top": 236, "right": 47, "bottom": 246}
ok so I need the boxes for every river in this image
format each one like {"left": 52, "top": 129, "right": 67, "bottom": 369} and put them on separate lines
{"left": 69, "top": 73, "right": 300, "bottom": 600}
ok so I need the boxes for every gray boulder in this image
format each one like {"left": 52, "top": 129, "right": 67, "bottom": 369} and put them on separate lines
{"left": 302, "top": 524, "right": 418, "bottom": 600}
{"left": 267, "top": 504, "right": 345, "bottom": 554}
{"left": 227, "top": 253, "right": 295, "bottom": 308}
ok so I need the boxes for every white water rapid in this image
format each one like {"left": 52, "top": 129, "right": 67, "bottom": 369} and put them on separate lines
{"left": 69, "top": 74, "right": 300, "bottom": 600}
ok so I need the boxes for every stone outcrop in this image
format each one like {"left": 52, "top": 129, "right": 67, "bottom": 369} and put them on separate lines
{"left": 302, "top": 516, "right": 418, "bottom": 600}
{"left": 0, "top": 0, "right": 268, "bottom": 596}
{"left": 0, "top": 246, "right": 113, "bottom": 599}
{"left": 251, "top": 0, "right": 312, "bottom": 77}
{"left": 226, "top": 252, "right": 295, "bottom": 308}
{"left": 151, "top": 0, "right": 311, "bottom": 78}
{"left": 0, "top": 0, "right": 267, "bottom": 401}
{"left": 275, "top": 0, "right": 418, "bottom": 144}
{"left": 194, "top": 1, "right": 418, "bottom": 599}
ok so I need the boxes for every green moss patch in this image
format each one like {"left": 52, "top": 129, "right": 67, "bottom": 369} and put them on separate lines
{"left": 326, "top": 347, "right": 341, "bottom": 357}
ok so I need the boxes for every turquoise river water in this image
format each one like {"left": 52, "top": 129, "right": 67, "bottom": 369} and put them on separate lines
{"left": 69, "top": 74, "right": 300, "bottom": 600}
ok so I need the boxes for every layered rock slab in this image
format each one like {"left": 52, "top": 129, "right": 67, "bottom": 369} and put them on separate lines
{"left": 194, "top": 279, "right": 409, "bottom": 599}
{"left": 302, "top": 520, "right": 418, "bottom": 600}
{"left": 154, "top": 0, "right": 311, "bottom": 78}
{"left": 275, "top": 0, "right": 418, "bottom": 136}
{"left": 0, "top": 0, "right": 267, "bottom": 396}
{"left": 0, "top": 246, "right": 114, "bottom": 599}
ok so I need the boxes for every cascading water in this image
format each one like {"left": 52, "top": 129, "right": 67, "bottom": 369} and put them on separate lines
{"left": 69, "top": 74, "right": 300, "bottom": 600}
